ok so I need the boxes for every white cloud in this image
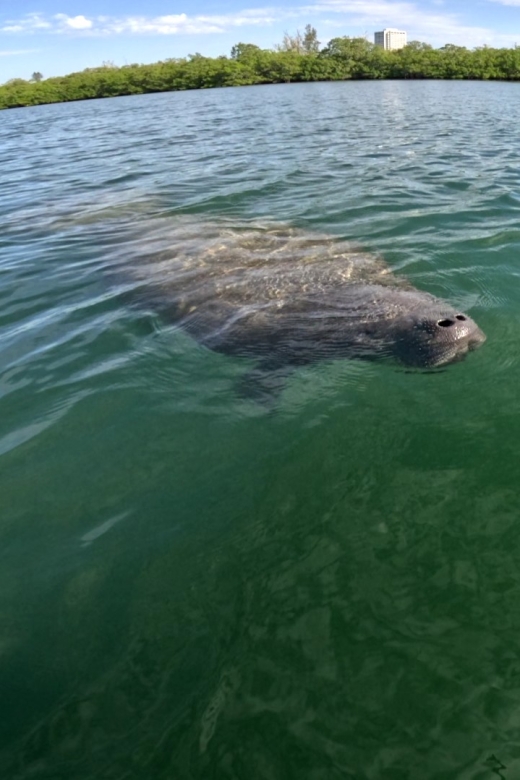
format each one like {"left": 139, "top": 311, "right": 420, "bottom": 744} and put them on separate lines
{"left": 54, "top": 14, "right": 93, "bottom": 30}
{"left": 104, "top": 14, "right": 223, "bottom": 35}
{"left": 0, "top": 2, "right": 518, "bottom": 48}
{"left": 0, "top": 48, "right": 39, "bottom": 57}
{"left": 26, "top": 13, "right": 52, "bottom": 29}
{"left": 197, "top": 9, "right": 280, "bottom": 27}
{"left": 1, "top": 13, "right": 51, "bottom": 33}
{"left": 0, "top": 9, "right": 278, "bottom": 36}
{"left": 100, "top": 9, "right": 278, "bottom": 35}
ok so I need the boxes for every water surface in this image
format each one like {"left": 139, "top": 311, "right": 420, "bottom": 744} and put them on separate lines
{"left": 0, "top": 80, "right": 519, "bottom": 779}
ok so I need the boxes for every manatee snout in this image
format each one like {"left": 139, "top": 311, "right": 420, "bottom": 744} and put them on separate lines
{"left": 392, "top": 303, "right": 486, "bottom": 368}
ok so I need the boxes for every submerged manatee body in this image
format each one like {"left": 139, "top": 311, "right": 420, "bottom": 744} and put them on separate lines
{"left": 125, "top": 220, "right": 485, "bottom": 385}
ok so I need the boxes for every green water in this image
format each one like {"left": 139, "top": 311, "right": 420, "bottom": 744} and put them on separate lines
{"left": 0, "top": 80, "right": 519, "bottom": 779}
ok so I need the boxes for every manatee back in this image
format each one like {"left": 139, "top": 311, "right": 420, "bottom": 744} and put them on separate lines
{"left": 118, "top": 218, "right": 428, "bottom": 364}
{"left": 114, "top": 218, "right": 484, "bottom": 377}
{"left": 127, "top": 219, "right": 405, "bottom": 319}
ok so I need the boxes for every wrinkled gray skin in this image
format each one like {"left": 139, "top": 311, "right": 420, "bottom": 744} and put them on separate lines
{"left": 126, "top": 221, "right": 486, "bottom": 391}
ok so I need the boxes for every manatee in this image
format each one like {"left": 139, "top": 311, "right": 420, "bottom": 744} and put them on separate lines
{"left": 124, "top": 219, "right": 485, "bottom": 396}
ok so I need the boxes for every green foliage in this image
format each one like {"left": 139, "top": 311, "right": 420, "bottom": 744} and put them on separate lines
{"left": 275, "top": 25, "right": 319, "bottom": 56}
{"left": 318, "top": 37, "right": 393, "bottom": 80}
{"left": 302, "top": 25, "right": 320, "bottom": 55}
{"left": 406, "top": 41, "right": 433, "bottom": 51}
{"left": 320, "top": 36, "right": 374, "bottom": 60}
{"left": 230, "top": 43, "right": 261, "bottom": 62}
{"left": 2, "top": 32, "right": 520, "bottom": 110}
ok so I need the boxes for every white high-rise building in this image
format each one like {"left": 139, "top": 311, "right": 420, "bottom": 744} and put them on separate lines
{"left": 374, "top": 29, "right": 407, "bottom": 51}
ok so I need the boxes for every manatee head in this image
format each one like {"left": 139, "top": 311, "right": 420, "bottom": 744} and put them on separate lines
{"left": 390, "top": 296, "right": 486, "bottom": 368}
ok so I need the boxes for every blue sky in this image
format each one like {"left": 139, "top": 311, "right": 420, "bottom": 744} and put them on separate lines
{"left": 1, "top": 0, "right": 520, "bottom": 83}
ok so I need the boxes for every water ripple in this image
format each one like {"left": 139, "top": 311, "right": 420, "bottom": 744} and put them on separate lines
{"left": 1, "top": 80, "right": 520, "bottom": 779}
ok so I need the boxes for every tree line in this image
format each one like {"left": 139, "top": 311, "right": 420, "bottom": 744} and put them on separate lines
{"left": 2, "top": 29, "right": 520, "bottom": 110}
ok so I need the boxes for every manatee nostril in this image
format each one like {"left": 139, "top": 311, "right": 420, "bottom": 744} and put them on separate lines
{"left": 456, "top": 315, "right": 466, "bottom": 321}
{"left": 437, "top": 318, "right": 455, "bottom": 327}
